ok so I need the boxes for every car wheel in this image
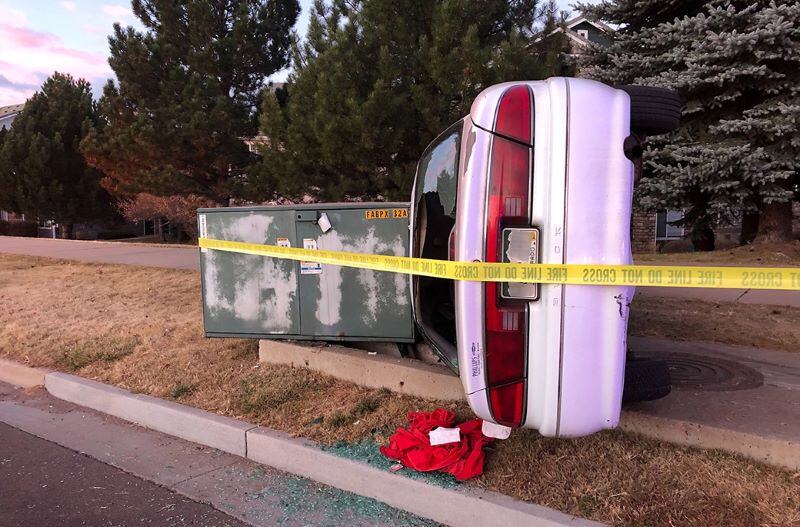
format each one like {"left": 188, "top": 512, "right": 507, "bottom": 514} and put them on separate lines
{"left": 618, "top": 85, "right": 681, "bottom": 136}
{"left": 622, "top": 354, "right": 672, "bottom": 403}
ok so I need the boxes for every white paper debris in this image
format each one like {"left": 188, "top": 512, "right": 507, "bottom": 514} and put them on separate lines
{"left": 317, "top": 212, "right": 332, "bottom": 233}
{"left": 429, "top": 426, "right": 461, "bottom": 446}
{"left": 482, "top": 420, "right": 512, "bottom": 440}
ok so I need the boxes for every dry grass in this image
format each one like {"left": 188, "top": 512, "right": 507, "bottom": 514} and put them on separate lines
{"left": 478, "top": 429, "right": 800, "bottom": 527}
{"left": 630, "top": 296, "right": 800, "bottom": 352}
{"left": 636, "top": 241, "right": 800, "bottom": 266}
{"left": 632, "top": 240, "right": 800, "bottom": 353}
{"left": 56, "top": 335, "right": 139, "bottom": 371}
{"left": 0, "top": 253, "right": 463, "bottom": 444}
{"left": 1, "top": 253, "right": 798, "bottom": 526}
{"left": 113, "top": 235, "right": 197, "bottom": 247}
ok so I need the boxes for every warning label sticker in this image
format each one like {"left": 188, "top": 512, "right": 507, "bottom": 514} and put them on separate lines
{"left": 198, "top": 214, "right": 207, "bottom": 252}
{"left": 301, "top": 238, "right": 322, "bottom": 274}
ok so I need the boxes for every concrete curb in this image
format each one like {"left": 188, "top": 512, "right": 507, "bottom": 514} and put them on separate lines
{"left": 246, "top": 426, "right": 599, "bottom": 527}
{"left": 39, "top": 370, "right": 598, "bottom": 527}
{"left": 0, "top": 358, "right": 49, "bottom": 388}
{"left": 619, "top": 412, "right": 800, "bottom": 470}
{"left": 259, "top": 340, "right": 465, "bottom": 401}
{"left": 44, "top": 373, "right": 252, "bottom": 456}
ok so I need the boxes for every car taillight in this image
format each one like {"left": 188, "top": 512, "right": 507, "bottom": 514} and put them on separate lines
{"left": 485, "top": 85, "right": 532, "bottom": 427}
{"left": 494, "top": 85, "right": 532, "bottom": 143}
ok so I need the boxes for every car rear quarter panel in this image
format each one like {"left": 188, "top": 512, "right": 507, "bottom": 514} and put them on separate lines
{"left": 552, "top": 78, "right": 633, "bottom": 437}
{"left": 454, "top": 118, "right": 494, "bottom": 421}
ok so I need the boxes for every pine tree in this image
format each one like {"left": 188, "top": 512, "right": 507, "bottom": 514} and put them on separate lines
{"left": 250, "top": 0, "right": 570, "bottom": 202}
{"left": 81, "top": 0, "right": 300, "bottom": 204}
{"left": 580, "top": 0, "right": 800, "bottom": 245}
{"left": 0, "top": 73, "right": 113, "bottom": 238}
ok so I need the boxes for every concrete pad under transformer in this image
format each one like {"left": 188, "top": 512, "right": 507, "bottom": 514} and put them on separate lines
{"left": 258, "top": 340, "right": 464, "bottom": 401}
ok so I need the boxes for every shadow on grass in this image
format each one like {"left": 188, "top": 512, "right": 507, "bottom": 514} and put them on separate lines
{"left": 57, "top": 335, "right": 139, "bottom": 371}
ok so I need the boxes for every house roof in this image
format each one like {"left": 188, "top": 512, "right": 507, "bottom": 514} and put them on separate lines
{"left": 563, "top": 15, "right": 614, "bottom": 34}
{"left": 0, "top": 103, "right": 24, "bottom": 119}
{"left": 542, "top": 13, "right": 614, "bottom": 50}
{"left": 562, "top": 28, "right": 594, "bottom": 48}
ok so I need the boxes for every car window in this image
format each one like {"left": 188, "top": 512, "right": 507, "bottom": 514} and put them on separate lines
{"left": 414, "top": 122, "right": 461, "bottom": 219}
{"left": 411, "top": 120, "right": 463, "bottom": 372}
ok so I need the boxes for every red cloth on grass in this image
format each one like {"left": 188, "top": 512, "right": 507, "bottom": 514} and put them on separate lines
{"left": 380, "top": 409, "right": 492, "bottom": 481}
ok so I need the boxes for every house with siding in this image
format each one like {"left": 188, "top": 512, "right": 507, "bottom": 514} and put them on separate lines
{"left": 0, "top": 103, "right": 24, "bottom": 130}
{"left": 0, "top": 103, "right": 27, "bottom": 223}
{"left": 550, "top": 15, "right": 613, "bottom": 54}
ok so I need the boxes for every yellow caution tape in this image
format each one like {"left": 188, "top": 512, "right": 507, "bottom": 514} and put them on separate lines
{"left": 198, "top": 238, "right": 800, "bottom": 291}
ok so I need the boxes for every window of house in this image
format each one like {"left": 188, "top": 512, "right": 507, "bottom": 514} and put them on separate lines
{"left": 576, "top": 29, "right": 589, "bottom": 39}
{"left": 656, "top": 210, "right": 684, "bottom": 239}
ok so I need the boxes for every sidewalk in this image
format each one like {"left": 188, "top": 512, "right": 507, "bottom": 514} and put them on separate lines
{"left": 2, "top": 235, "right": 798, "bottom": 306}
{"left": 625, "top": 336, "right": 800, "bottom": 466}
{"left": 0, "top": 236, "right": 198, "bottom": 270}
{"left": 0, "top": 381, "right": 439, "bottom": 527}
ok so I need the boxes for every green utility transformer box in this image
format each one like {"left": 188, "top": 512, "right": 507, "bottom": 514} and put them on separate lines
{"left": 198, "top": 203, "right": 414, "bottom": 343}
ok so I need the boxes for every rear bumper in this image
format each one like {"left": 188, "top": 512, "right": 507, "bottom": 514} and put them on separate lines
{"left": 456, "top": 78, "right": 635, "bottom": 437}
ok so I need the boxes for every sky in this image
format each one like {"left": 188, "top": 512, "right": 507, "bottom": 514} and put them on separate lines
{"left": 0, "top": 0, "right": 583, "bottom": 106}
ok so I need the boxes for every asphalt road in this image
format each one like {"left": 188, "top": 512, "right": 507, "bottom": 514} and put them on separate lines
{"left": 0, "top": 422, "right": 246, "bottom": 527}
{"left": 1, "top": 235, "right": 797, "bottom": 306}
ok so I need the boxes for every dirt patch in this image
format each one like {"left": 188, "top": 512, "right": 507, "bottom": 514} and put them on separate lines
{"left": 630, "top": 296, "right": 800, "bottom": 352}
{"left": 636, "top": 241, "right": 800, "bottom": 266}
{"left": 1, "top": 253, "right": 798, "bottom": 526}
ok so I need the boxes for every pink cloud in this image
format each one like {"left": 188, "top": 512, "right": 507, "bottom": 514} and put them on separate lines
{"left": 0, "top": 60, "right": 46, "bottom": 86}
{"left": 82, "top": 24, "right": 104, "bottom": 35}
{"left": 0, "top": 86, "right": 35, "bottom": 106}
{"left": 0, "top": 13, "right": 114, "bottom": 100}
{"left": 49, "top": 46, "right": 107, "bottom": 65}
{"left": 0, "top": 23, "right": 58, "bottom": 48}
{"left": 0, "top": 6, "right": 27, "bottom": 27}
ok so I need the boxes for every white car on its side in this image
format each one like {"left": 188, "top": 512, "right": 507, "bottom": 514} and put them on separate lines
{"left": 410, "top": 78, "right": 679, "bottom": 436}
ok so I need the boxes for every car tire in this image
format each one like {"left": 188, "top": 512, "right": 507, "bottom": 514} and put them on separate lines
{"left": 622, "top": 354, "right": 672, "bottom": 404}
{"left": 618, "top": 85, "right": 681, "bottom": 136}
